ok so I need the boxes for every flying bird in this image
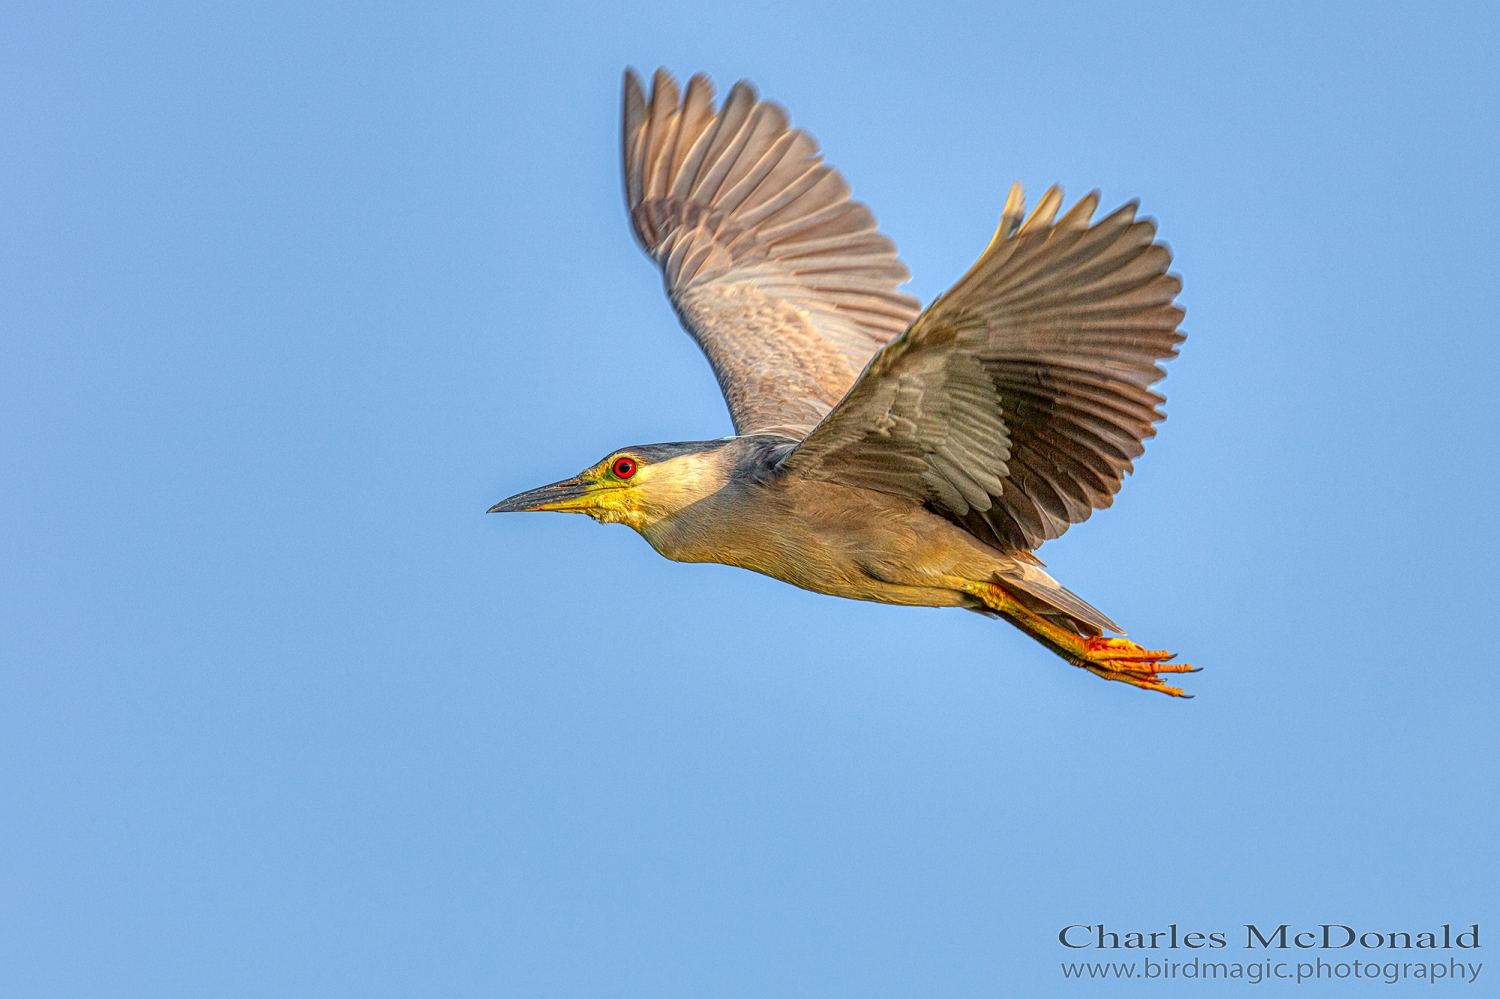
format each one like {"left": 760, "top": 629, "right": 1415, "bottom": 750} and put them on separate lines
{"left": 491, "top": 68, "right": 1195, "bottom": 696}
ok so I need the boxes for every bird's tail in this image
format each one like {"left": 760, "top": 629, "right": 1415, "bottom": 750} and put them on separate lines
{"left": 993, "top": 561, "right": 1122, "bottom": 637}
{"left": 980, "top": 563, "right": 1197, "bottom": 697}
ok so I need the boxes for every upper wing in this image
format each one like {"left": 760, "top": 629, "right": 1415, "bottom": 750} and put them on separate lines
{"left": 779, "top": 185, "right": 1185, "bottom": 552}
{"left": 623, "top": 68, "right": 921, "bottom": 437}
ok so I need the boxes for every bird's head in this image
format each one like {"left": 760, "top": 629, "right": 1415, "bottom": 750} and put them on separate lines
{"left": 487, "top": 440, "right": 739, "bottom": 532}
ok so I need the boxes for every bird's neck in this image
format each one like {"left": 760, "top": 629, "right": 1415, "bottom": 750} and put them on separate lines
{"left": 630, "top": 449, "right": 737, "bottom": 527}
{"left": 631, "top": 436, "right": 790, "bottom": 545}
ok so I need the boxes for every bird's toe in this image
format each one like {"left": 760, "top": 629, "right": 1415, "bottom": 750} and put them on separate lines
{"left": 1079, "top": 636, "right": 1197, "bottom": 696}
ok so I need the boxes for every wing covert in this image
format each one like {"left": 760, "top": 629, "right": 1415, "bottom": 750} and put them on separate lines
{"left": 623, "top": 68, "right": 921, "bottom": 437}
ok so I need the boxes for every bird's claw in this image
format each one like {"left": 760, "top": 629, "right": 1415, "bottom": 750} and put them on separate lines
{"left": 1078, "top": 636, "right": 1198, "bottom": 697}
{"left": 968, "top": 583, "right": 1197, "bottom": 697}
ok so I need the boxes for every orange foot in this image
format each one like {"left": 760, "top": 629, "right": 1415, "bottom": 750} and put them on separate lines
{"left": 1077, "top": 637, "right": 1198, "bottom": 697}
{"left": 964, "top": 582, "right": 1199, "bottom": 697}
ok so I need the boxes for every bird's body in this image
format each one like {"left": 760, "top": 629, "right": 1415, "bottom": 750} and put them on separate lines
{"left": 491, "top": 68, "right": 1197, "bottom": 695}
{"left": 632, "top": 437, "right": 1013, "bottom": 610}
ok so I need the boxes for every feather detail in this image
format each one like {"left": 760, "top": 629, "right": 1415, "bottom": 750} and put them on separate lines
{"left": 622, "top": 68, "right": 920, "bottom": 437}
{"left": 782, "top": 184, "right": 1185, "bottom": 552}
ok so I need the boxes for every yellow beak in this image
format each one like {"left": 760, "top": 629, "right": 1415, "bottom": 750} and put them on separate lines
{"left": 487, "top": 477, "right": 608, "bottom": 514}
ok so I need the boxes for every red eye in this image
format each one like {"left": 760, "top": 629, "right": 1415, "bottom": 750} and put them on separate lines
{"left": 611, "top": 457, "right": 637, "bottom": 479}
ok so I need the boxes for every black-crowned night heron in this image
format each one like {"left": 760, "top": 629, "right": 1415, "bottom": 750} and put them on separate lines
{"left": 491, "top": 68, "right": 1195, "bottom": 696}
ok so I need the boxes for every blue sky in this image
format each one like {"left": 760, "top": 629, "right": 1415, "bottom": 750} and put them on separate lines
{"left": 3, "top": 1, "right": 1496, "bottom": 995}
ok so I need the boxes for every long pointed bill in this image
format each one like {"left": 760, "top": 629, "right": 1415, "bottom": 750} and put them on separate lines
{"left": 487, "top": 477, "right": 601, "bottom": 514}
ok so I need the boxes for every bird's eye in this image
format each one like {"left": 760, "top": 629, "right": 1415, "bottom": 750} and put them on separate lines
{"left": 611, "top": 457, "right": 637, "bottom": 479}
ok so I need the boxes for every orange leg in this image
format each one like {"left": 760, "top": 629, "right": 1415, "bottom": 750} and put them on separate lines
{"left": 967, "top": 583, "right": 1198, "bottom": 697}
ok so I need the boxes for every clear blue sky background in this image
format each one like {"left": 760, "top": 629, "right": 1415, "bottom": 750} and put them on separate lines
{"left": 3, "top": 2, "right": 1496, "bottom": 995}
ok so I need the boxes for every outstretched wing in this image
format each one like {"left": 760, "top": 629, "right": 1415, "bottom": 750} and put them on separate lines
{"left": 623, "top": 68, "right": 921, "bottom": 437}
{"left": 780, "top": 185, "right": 1185, "bottom": 552}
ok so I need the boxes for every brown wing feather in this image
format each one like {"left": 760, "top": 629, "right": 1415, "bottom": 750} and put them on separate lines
{"left": 623, "top": 68, "right": 921, "bottom": 437}
{"left": 781, "top": 186, "right": 1185, "bottom": 552}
